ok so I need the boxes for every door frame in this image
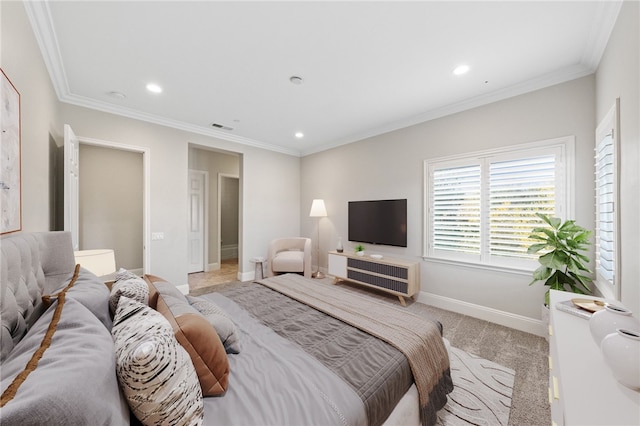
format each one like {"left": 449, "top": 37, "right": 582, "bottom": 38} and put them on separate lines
{"left": 188, "top": 169, "right": 208, "bottom": 273}
{"left": 78, "top": 136, "right": 151, "bottom": 274}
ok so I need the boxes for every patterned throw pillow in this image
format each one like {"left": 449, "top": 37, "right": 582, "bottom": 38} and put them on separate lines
{"left": 112, "top": 297, "right": 203, "bottom": 426}
{"left": 115, "top": 268, "right": 139, "bottom": 282}
{"left": 186, "top": 295, "right": 241, "bottom": 354}
{"left": 109, "top": 275, "right": 149, "bottom": 316}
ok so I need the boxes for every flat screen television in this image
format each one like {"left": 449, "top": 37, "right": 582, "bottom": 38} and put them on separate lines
{"left": 348, "top": 199, "right": 407, "bottom": 247}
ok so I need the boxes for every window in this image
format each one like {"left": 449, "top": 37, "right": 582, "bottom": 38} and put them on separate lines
{"left": 594, "top": 101, "right": 620, "bottom": 299}
{"left": 424, "top": 137, "right": 574, "bottom": 270}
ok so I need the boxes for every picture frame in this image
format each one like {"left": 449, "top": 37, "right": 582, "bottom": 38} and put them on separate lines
{"left": 1, "top": 68, "right": 22, "bottom": 234}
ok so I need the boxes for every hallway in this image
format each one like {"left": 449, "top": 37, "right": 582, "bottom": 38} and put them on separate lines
{"left": 188, "top": 258, "right": 238, "bottom": 292}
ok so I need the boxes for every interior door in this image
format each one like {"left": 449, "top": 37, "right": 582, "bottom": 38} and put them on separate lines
{"left": 188, "top": 170, "right": 206, "bottom": 273}
{"left": 63, "top": 124, "right": 80, "bottom": 250}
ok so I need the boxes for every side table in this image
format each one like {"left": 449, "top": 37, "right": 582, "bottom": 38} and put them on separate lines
{"left": 250, "top": 257, "right": 265, "bottom": 280}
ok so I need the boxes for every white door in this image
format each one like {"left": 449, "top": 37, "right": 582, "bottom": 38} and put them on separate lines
{"left": 188, "top": 170, "right": 206, "bottom": 273}
{"left": 63, "top": 124, "right": 80, "bottom": 250}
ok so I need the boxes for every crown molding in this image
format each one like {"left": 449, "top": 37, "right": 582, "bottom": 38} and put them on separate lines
{"left": 300, "top": 63, "right": 593, "bottom": 156}
{"left": 23, "top": 1, "right": 301, "bottom": 157}
{"left": 23, "top": 1, "right": 69, "bottom": 99}
{"left": 59, "top": 92, "right": 301, "bottom": 156}
{"left": 26, "top": 0, "right": 621, "bottom": 159}
{"left": 580, "top": 1, "right": 623, "bottom": 71}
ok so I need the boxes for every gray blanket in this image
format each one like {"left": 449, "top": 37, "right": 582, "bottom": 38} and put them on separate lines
{"left": 201, "top": 292, "right": 367, "bottom": 426}
{"left": 218, "top": 281, "right": 433, "bottom": 425}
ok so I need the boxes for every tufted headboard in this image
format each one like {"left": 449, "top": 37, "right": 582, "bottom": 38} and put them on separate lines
{"left": 0, "top": 231, "right": 76, "bottom": 361}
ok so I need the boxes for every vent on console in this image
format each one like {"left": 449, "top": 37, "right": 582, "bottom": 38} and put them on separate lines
{"left": 211, "top": 123, "right": 234, "bottom": 131}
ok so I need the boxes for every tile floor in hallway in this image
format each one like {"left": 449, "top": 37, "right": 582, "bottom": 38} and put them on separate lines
{"left": 188, "top": 258, "right": 239, "bottom": 291}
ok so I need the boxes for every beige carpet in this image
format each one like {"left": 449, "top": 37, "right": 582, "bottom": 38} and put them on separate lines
{"left": 191, "top": 278, "right": 549, "bottom": 426}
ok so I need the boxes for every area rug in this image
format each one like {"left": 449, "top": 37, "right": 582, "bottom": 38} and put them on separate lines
{"left": 438, "top": 345, "right": 515, "bottom": 426}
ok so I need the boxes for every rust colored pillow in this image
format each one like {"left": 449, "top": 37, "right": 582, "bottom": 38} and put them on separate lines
{"left": 143, "top": 274, "right": 164, "bottom": 309}
{"left": 144, "top": 274, "right": 229, "bottom": 396}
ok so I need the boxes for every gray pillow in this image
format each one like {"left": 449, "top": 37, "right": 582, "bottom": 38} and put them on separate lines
{"left": 0, "top": 298, "right": 130, "bottom": 425}
{"left": 60, "top": 268, "right": 113, "bottom": 329}
{"left": 187, "top": 295, "right": 241, "bottom": 354}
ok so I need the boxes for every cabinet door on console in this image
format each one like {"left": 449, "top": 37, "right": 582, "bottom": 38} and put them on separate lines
{"left": 328, "top": 253, "right": 347, "bottom": 278}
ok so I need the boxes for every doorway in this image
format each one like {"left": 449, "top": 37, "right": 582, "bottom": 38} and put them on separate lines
{"left": 187, "top": 146, "right": 241, "bottom": 291}
{"left": 60, "top": 125, "right": 150, "bottom": 275}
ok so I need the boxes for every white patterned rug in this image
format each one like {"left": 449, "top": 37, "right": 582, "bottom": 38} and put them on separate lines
{"left": 437, "top": 345, "right": 515, "bottom": 426}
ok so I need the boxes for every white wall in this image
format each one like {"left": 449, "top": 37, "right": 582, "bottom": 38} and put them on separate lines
{"left": 302, "top": 75, "right": 596, "bottom": 332}
{"left": 79, "top": 144, "right": 144, "bottom": 271}
{"left": 595, "top": 0, "right": 640, "bottom": 315}
{"left": 1, "top": 1, "right": 61, "bottom": 232}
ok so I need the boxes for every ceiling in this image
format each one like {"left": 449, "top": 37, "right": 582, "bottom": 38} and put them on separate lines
{"left": 26, "top": 1, "right": 622, "bottom": 157}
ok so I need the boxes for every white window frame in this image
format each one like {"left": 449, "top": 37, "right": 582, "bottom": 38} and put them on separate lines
{"left": 594, "top": 100, "right": 620, "bottom": 300}
{"left": 423, "top": 136, "right": 575, "bottom": 273}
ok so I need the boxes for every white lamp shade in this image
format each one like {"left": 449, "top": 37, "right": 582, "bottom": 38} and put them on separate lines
{"left": 309, "top": 199, "right": 327, "bottom": 217}
{"left": 74, "top": 249, "right": 116, "bottom": 277}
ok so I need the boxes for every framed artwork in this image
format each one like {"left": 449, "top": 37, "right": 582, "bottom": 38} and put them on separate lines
{"left": 1, "top": 68, "right": 21, "bottom": 234}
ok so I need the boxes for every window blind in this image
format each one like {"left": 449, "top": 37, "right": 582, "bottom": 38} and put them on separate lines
{"left": 595, "top": 134, "right": 615, "bottom": 283}
{"left": 431, "top": 164, "right": 481, "bottom": 254}
{"left": 424, "top": 136, "right": 572, "bottom": 269}
{"left": 488, "top": 155, "right": 556, "bottom": 259}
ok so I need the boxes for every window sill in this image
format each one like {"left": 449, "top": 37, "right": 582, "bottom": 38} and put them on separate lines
{"left": 421, "top": 255, "right": 534, "bottom": 277}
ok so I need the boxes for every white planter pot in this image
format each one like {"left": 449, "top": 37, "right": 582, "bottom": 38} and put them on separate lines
{"left": 356, "top": 251, "right": 364, "bottom": 256}
{"left": 589, "top": 304, "right": 640, "bottom": 347}
{"left": 601, "top": 328, "right": 640, "bottom": 390}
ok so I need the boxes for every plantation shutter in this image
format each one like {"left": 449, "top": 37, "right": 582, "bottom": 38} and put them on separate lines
{"left": 488, "top": 155, "right": 556, "bottom": 259}
{"left": 431, "top": 164, "right": 481, "bottom": 254}
{"left": 595, "top": 133, "right": 615, "bottom": 284}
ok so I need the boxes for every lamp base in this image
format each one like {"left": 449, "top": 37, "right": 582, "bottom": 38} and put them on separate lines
{"left": 312, "top": 271, "right": 325, "bottom": 279}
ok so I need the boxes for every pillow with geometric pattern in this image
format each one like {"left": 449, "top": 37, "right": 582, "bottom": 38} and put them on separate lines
{"left": 112, "top": 297, "right": 203, "bottom": 426}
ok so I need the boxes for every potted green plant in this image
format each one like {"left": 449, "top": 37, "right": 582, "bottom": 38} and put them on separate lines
{"left": 354, "top": 244, "right": 365, "bottom": 256}
{"left": 527, "top": 213, "right": 593, "bottom": 307}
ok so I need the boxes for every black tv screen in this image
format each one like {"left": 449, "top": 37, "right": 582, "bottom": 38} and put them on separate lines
{"left": 348, "top": 199, "right": 407, "bottom": 247}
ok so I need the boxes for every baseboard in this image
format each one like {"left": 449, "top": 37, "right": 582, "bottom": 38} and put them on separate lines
{"left": 207, "top": 262, "right": 220, "bottom": 272}
{"left": 177, "top": 284, "right": 190, "bottom": 295}
{"left": 239, "top": 270, "right": 254, "bottom": 282}
{"left": 417, "top": 291, "right": 545, "bottom": 337}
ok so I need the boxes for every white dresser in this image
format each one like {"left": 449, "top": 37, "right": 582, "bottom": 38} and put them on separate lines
{"left": 548, "top": 290, "right": 640, "bottom": 425}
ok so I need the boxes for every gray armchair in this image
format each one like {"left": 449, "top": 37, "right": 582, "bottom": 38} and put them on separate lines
{"left": 266, "top": 238, "right": 312, "bottom": 279}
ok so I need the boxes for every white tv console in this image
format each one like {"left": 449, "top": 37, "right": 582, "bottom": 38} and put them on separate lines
{"left": 327, "top": 251, "right": 419, "bottom": 306}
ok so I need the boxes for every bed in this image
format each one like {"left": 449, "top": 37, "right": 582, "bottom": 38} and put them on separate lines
{"left": 0, "top": 231, "right": 452, "bottom": 426}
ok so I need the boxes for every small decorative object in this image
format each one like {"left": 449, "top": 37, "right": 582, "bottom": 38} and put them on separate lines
{"left": 589, "top": 304, "right": 640, "bottom": 347}
{"left": 601, "top": 328, "right": 640, "bottom": 390}
{"left": 336, "top": 237, "right": 343, "bottom": 253}
{"left": 354, "top": 244, "right": 365, "bottom": 256}
{"left": 527, "top": 213, "right": 593, "bottom": 307}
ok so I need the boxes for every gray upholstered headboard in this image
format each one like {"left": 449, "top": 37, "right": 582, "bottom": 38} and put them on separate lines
{"left": 0, "top": 231, "right": 76, "bottom": 361}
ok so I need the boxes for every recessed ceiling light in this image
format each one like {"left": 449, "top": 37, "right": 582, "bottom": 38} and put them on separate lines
{"left": 295, "top": 132, "right": 304, "bottom": 138}
{"left": 453, "top": 65, "right": 470, "bottom": 76}
{"left": 289, "top": 76, "right": 303, "bottom": 85}
{"left": 146, "top": 83, "right": 163, "bottom": 93}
